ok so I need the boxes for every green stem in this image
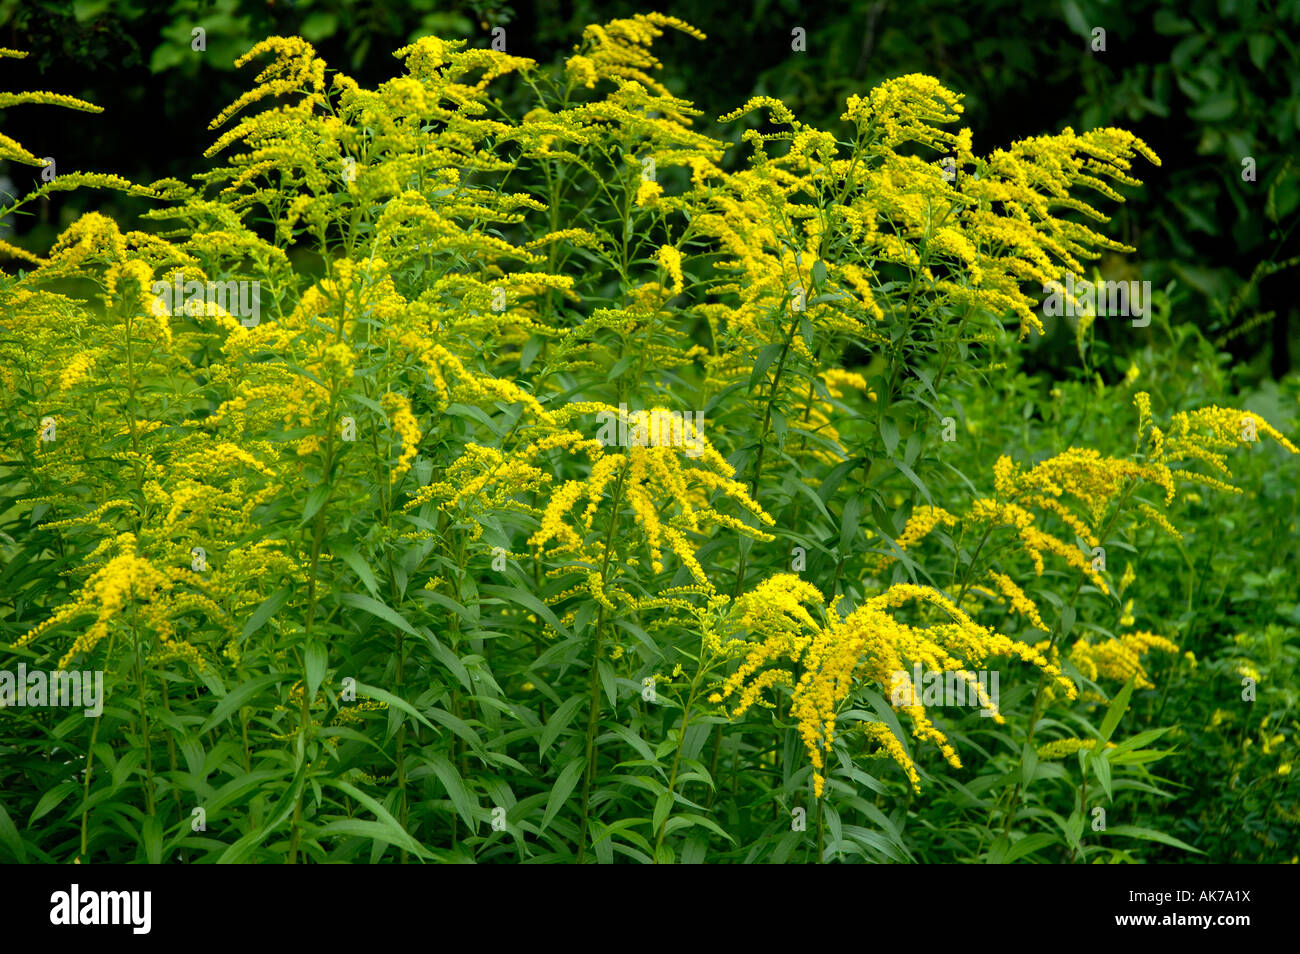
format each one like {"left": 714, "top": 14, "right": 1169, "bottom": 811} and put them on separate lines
{"left": 575, "top": 463, "right": 630, "bottom": 862}
{"left": 733, "top": 294, "right": 803, "bottom": 599}
{"left": 79, "top": 629, "right": 117, "bottom": 861}
{"left": 286, "top": 297, "right": 347, "bottom": 863}
{"left": 652, "top": 666, "right": 707, "bottom": 863}
{"left": 132, "top": 618, "right": 155, "bottom": 817}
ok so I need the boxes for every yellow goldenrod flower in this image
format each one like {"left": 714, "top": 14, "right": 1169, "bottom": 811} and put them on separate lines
{"left": 714, "top": 574, "right": 1074, "bottom": 796}
{"left": 380, "top": 392, "right": 421, "bottom": 483}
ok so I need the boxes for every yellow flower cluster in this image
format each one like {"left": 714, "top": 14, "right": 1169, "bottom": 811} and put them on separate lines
{"left": 1142, "top": 396, "right": 1300, "bottom": 481}
{"left": 530, "top": 405, "right": 774, "bottom": 597}
{"left": 380, "top": 392, "right": 421, "bottom": 483}
{"left": 894, "top": 505, "right": 959, "bottom": 550}
{"left": 655, "top": 245, "right": 685, "bottom": 296}
{"left": 565, "top": 14, "right": 706, "bottom": 96}
{"left": 712, "top": 574, "right": 1075, "bottom": 796}
{"left": 1036, "top": 629, "right": 1180, "bottom": 699}
{"left": 14, "top": 533, "right": 212, "bottom": 670}
{"left": 883, "top": 394, "right": 1297, "bottom": 631}
{"left": 0, "top": 51, "right": 102, "bottom": 170}
{"left": 985, "top": 571, "right": 1047, "bottom": 631}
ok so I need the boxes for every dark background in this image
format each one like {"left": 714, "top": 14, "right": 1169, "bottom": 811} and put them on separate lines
{"left": 3, "top": 0, "right": 1297, "bottom": 378}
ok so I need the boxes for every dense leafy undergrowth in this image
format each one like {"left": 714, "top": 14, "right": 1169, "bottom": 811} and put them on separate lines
{"left": 0, "top": 17, "right": 1296, "bottom": 863}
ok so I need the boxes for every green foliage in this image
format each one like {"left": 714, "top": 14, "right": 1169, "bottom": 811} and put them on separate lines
{"left": 0, "top": 11, "right": 1296, "bottom": 866}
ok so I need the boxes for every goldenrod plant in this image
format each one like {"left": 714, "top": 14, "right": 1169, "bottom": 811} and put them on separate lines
{"left": 0, "top": 15, "right": 1295, "bottom": 864}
